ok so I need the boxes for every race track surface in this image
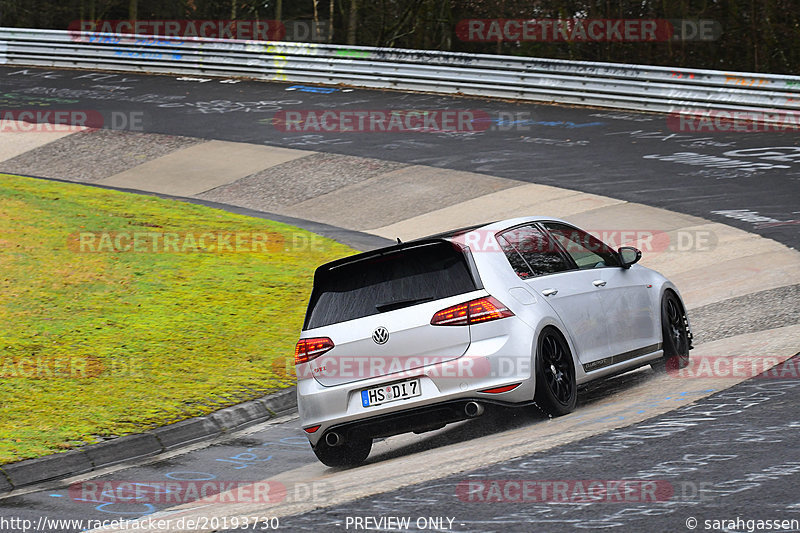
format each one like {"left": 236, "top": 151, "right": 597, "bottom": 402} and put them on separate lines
{"left": 0, "top": 66, "right": 798, "bottom": 533}
{"left": 1, "top": 66, "right": 798, "bottom": 249}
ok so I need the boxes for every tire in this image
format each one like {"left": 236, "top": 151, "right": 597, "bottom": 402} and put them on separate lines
{"left": 312, "top": 435, "right": 372, "bottom": 467}
{"left": 534, "top": 327, "right": 577, "bottom": 416}
{"left": 652, "top": 291, "right": 691, "bottom": 372}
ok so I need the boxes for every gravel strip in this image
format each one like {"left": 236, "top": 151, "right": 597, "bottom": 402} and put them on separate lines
{"left": 196, "top": 152, "right": 408, "bottom": 211}
{"left": 0, "top": 130, "right": 205, "bottom": 183}
{"left": 2, "top": 126, "right": 794, "bottom": 348}
{"left": 689, "top": 283, "right": 800, "bottom": 344}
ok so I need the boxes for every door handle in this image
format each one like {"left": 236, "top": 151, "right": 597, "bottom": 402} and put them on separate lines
{"left": 593, "top": 280, "right": 607, "bottom": 287}
{"left": 542, "top": 288, "right": 558, "bottom": 297}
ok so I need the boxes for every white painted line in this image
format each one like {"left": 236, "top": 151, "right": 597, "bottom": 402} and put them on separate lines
{"left": 0, "top": 122, "right": 86, "bottom": 163}
{"left": 98, "top": 141, "right": 310, "bottom": 196}
{"left": 86, "top": 325, "right": 800, "bottom": 532}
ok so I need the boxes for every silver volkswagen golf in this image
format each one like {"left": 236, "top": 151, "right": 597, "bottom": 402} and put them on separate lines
{"left": 295, "top": 217, "right": 692, "bottom": 466}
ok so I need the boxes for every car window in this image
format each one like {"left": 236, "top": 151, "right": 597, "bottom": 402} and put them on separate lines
{"left": 497, "top": 225, "right": 572, "bottom": 279}
{"left": 304, "top": 241, "right": 478, "bottom": 329}
{"left": 542, "top": 222, "right": 620, "bottom": 269}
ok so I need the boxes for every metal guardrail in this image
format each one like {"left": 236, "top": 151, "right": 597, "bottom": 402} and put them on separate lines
{"left": 1, "top": 27, "right": 799, "bottom": 121}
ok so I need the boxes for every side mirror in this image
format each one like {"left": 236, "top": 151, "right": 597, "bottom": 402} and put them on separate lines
{"left": 618, "top": 246, "right": 642, "bottom": 269}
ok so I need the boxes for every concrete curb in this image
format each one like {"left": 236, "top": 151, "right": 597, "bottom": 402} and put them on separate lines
{"left": 0, "top": 471, "right": 13, "bottom": 493}
{"left": 8, "top": 173, "right": 395, "bottom": 252}
{"left": 0, "top": 387, "right": 297, "bottom": 493}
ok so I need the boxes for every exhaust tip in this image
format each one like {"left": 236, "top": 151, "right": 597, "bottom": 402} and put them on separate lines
{"left": 464, "top": 401, "right": 484, "bottom": 418}
{"left": 325, "top": 431, "right": 343, "bottom": 447}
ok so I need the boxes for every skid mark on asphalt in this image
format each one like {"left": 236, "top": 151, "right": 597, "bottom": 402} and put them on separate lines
{"left": 277, "top": 371, "right": 800, "bottom": 533}
{"left": 84, "top": 326, "right": 800, "bottom": 532}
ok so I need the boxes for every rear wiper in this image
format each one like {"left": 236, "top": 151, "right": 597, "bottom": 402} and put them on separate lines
{"left": 376, "top": 297, "right": 433, "bottom": 313}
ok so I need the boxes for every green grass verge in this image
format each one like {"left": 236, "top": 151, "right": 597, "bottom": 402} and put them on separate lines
{"left": 0, "top": 174, "right": 355, "bottom": 464}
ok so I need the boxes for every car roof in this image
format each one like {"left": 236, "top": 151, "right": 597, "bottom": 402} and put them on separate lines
{"left": 318, "top": 217, "right": 577, "bottom": 272}
{"left": 418, "top": 216, "right": 574, "bottom": 240}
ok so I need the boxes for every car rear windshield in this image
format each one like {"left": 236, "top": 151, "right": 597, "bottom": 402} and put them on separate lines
{"left": 304, "top": 241, "right": 478, "bottom": 330}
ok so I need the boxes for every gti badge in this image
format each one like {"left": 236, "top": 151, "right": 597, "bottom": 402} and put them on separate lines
{"left": 372, "top": 326, "right": 389, "bottom": 345}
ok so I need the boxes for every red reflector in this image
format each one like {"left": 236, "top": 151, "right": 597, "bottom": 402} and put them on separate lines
{"left": 304, "top": 425, "right": 321, "bottom": 433}
{"left": 480, "top": 383, "right": 521, "bottom": 394}
{"left": 295, "top": 337, "right": 334, "bottom": 365}
{"left": 431, "top": 296, "right": 514, "bottom": 326}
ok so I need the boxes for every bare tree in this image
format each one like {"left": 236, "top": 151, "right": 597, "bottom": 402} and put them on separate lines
{"left": 347, "top": 0, "right": 357, "bottom": 44}
{"left": 328, "top": 0, "right": 334, "bottom": 42}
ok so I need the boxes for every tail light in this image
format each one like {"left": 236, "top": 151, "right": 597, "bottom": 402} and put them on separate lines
{"left": 295, "top": 337, "right": 334, "bottom": 365}
{"left": 431, "top": 296, "right": 514, "bottom": 326}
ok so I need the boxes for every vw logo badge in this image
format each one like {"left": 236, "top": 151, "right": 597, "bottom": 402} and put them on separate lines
{"left": 372, "top": 326, "right": 389, "bottom": 345}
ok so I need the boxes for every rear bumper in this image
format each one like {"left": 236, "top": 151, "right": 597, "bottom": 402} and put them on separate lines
{"left": 318, "top": 397, "right": 530, "bottom": 446}
{"left": 297, "top": 317, "right": 535, "bottom": 445}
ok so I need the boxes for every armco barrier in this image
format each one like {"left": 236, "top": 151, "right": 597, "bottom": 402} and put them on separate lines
{"left": 0, "top": 27, "right": 799, "bottom": 123}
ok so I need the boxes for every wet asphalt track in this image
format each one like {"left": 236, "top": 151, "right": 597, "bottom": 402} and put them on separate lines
{"left": 268, "top": 358, "right": 800, "bottom": 533}
{"left": 0, "top": 65, "right": 798, "bottom": 249}
{"left": 0, "top": 65, "right": 799, "bottom": 532}
{"left": 2, "top": 362, "right": 799, "bottom": 532}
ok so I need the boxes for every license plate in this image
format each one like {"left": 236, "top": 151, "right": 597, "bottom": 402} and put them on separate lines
{"left": 361, "top": 378, "right": 421, "bottom": 407}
